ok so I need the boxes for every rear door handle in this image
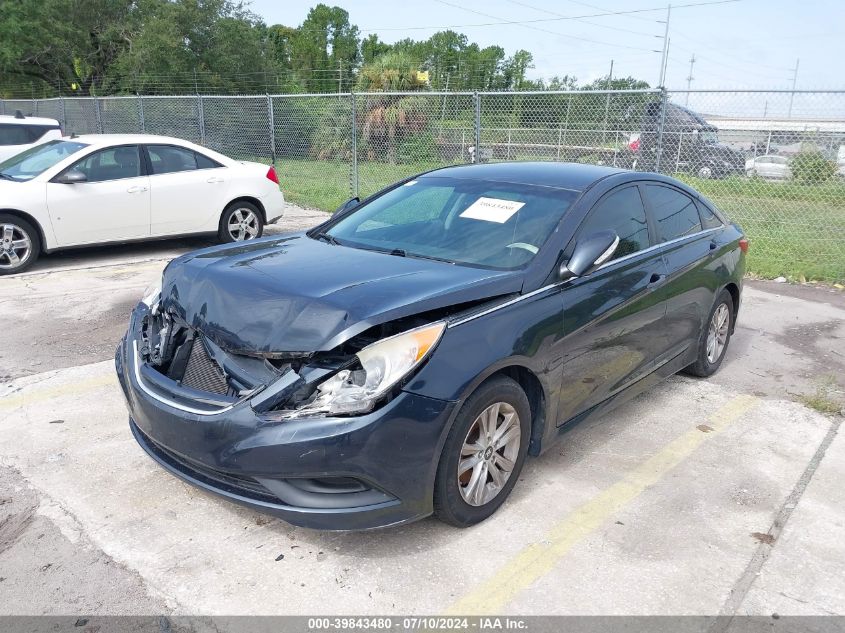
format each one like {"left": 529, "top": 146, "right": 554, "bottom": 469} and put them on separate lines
{"left": 126, "top": 185, "right": 148, "bottom": 194}
{"left": 648, "top": 272, "right": 666, "bottom": 287}
{"left": 206, "top": 176, "right": 224, "bottom": 183}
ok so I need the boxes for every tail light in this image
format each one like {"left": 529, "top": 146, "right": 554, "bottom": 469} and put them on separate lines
{"left": 266, "top": 166, "right": 279, "bottom": 185}
{"left": 739, "top": 238, "right": 749, "bottom": 253}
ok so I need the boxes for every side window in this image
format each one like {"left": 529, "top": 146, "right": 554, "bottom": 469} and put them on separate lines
{"left": 148, "top": 145, "right": 198, "bottom": 175}
{"left": 578, "top": 186, "right": 651, "bottom": 261}
{"left": 0, "top": 124, "right": 31, "bottom": 146}
{"left": 697, "top": 201, "right": 723, "bottom": 230}
{"left": 27, "top": 126, "right": 55, "bottom": 142}
{"left": 71, "top": 146, "right": 142, "bottom": 182}
{"left": 644, "top": 185, "right": 702, "bottom": 242}
{"left": 195, "top": 151, "right": 222, "bottom": 169}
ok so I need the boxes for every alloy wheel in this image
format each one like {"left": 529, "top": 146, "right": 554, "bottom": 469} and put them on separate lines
{"left": 457, "top": 402, "right": 521, "bottom": 507}
{"left": 706, "top": 303, "right": 730, "bottom": 364}
{"left": 698, "top": 166, "right": 713, "bottom": 179}
{"left": 0, "top": 223, "right": 32, "bottom": 271}
{"left": 227, "top": 208, "right": 260, "bottom": 241}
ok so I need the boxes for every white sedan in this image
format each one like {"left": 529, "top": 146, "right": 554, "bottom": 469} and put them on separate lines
{"left": 0, "top": 134, "right": 285, "bottom": 274}
{"left": 745, "top": 154, "right": 791, "bottom": 180}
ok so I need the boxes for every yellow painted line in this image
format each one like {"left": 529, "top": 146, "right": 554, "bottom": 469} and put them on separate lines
{"left": 445, "top": 393, "right": 760, "bottom": 615}
{"left": 0, "top": 374, "right": 117, "bottom": 411}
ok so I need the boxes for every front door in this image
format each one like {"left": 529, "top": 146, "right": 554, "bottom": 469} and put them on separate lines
{"left": 46, "top": 145, "right": 150, "bottom": 246}
{"left": 557, "top": 184, "right": 668, "bottom": 425}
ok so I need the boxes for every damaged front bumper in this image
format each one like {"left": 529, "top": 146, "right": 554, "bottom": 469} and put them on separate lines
{"left": 116, "top": 303, "right": 457, "bottom": 530}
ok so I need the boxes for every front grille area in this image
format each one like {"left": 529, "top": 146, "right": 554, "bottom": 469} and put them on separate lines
{"left": 181, "top": 338, "right": 229, "bottom": 395}
{"left": 135, "top": 423, "right": 279, "bottom": 504}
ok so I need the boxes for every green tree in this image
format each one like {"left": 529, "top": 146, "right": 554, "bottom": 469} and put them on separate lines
{"left": 289, "top": 4, "right": 360, "bottom": 92}
{"left": 361, "top": 34, "right": 391, "bottom": 64}
{"left": 354, "top": 52, "right": 429, "bottom": 163}
{"left": 0, "top": 0, "right": 141, "bottom": 96}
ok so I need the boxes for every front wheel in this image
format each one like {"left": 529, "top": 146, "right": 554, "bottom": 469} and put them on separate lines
{"left": 218, "top": 202, "right": 264, "bottom": 243}
{"left": 433, "top": 376, "right": 531, "bottom": 527}
{"left": 684, "top": 289, "right": 734, "bottom": 377}
{"left": 0, "top": 214, "right": 40, "bottom": 276}
{"left": 696, "top": 165, "right": 714, "bottom": 179}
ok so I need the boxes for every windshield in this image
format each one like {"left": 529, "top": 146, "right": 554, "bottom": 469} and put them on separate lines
{"left": 699, "top": 130, "right": 719, "bottom": 145}
{"left": 0, "top": 140, "right": 88, "bottom": 182}
{"left": 325, "top": 176, "right": 578, "bottom": 270}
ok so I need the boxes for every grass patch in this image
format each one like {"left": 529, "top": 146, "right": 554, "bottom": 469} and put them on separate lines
{"left": 271, "top": 159, "right": 845, "bottom": 283}
{"left": 675, "top": 175, "right": 845, "bottom": 283}
{"left": 796, "top": 375, "right": 843, "bottom": 416}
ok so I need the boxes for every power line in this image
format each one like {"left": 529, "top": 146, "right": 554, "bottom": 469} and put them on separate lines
{"left": 502, "top": 0, "right": 661, "bottom": 37}
{"left": 431, "top": 0, "right": 661, "bottom": 52}
{"left": 356, "top": 0, "right": 742, "bottom": 33}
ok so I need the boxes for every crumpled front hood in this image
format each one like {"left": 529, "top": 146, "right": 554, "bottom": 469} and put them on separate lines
{"left": 160, "top": 233, "right": 523, "bottom": 355}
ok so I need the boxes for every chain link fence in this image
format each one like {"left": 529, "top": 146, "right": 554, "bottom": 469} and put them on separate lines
{"left": 2, "top": 90, "right": 843, "bottom": 281}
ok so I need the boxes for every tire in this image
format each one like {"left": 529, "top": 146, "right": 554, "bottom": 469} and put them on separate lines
{"left": 433, "top": 376, "right": 531, "bottom": 527}
{"left": 696, "top": 165, "right": 714, "bottom": 179}
{"left": 0, "top": 214, "right": 40, "bottom": 276}
{"left": 218, "top": 201, "right": 264, "bottom": 243}
{"left": 683, "top": 289, "right": 734, "bottom": 377}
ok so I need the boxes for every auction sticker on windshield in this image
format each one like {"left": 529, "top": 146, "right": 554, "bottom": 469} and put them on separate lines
{"left": 459, "top": 197, "right": 525, "bottom": 223}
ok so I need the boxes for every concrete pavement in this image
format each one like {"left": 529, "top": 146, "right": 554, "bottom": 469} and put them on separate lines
{"left": 0, "top": 205, "right": 843, "bottom": 617}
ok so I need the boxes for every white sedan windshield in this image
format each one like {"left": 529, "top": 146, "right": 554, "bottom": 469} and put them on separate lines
{"left": 0, "top": 140, "right": 88, "bottom": 182}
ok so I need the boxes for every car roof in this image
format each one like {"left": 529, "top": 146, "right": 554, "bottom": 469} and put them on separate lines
{"left": 66, "top": 133, "right": 201, "bottom": 147}
{"left": 0, "top": 114, "right": 60, "bottom": 126}
{"left": 421, "top": 161, "right": 626, "bottom": 191}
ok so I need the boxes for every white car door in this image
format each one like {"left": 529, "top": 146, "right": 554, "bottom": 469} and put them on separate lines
{"left": 46, "top": 145, "right": 151, "bottom": 246}
{"left": 146, "top": 144, "right": 229, "bottom": 236}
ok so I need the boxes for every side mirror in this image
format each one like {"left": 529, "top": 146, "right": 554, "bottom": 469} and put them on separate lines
{"left": 559, "top": 230, "right": 620, "bottom": 281}
{"left": 335, "top": 197, "right": 360, "bottom": 215}
{"left": 56, "top": 170, "right": 87, "bottom": 184}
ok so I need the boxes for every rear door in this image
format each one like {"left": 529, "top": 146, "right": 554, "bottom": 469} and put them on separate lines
{"left": 641, "top": 183, "right": 723, "bottom": 362}
{"left": 46, "top": 145, "right": 151, "bottom": 246}
{"left": 145, "top": 144, "right": 229, "bottom": 236}
{"left": 558, "top": 184, "right": 669, "bottom": 425}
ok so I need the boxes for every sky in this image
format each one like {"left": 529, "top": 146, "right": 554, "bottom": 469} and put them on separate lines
{"left": 247, "top": 0, "right": 845, "bottom": 91}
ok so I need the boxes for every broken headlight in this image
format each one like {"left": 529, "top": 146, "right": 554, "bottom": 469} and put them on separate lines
{"left": 297, "top": 321, "right": 446, "bottom": 416}
{"left": 141, "top": 281, "right": 161, "bottom": 308}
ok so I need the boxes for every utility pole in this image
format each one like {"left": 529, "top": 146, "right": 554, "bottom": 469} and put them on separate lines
{"left": 607, "top": 59, "right": 614, "bottom": 88}
{"left": 338, "top": 60, "right": 343, "bottom": 94}
{"left": 788, "top": 58, "right": 799, "bottom": 118}
{"left": 658, "top": 4, "right": 672, "bottom": 87}
{"left": 685, "top": 53, "right": 695, "bottom": 105}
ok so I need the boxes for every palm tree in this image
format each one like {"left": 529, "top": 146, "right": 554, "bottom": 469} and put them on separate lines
{"left": 355, "top": 52, "right": 429, "bottom": 163}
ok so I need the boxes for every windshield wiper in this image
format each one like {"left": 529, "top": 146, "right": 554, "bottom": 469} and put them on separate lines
{"left": 0, "top": 172, "right": 17, "bottom": 181}
{"left": 389, "top": 248, "right": 406, "bottom": 257}
{"left": 313, "top": 231, "right": 341, "bottom": 246}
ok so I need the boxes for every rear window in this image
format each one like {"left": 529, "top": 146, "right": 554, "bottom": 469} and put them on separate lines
{"left": 644, "top": 185, "right": 702, "bottom": 242}
{"left": 0, "top": 123, "right": 58, "bottom": 146}
{"left": 0, "top": 124, "right": 31, "bottom": 146}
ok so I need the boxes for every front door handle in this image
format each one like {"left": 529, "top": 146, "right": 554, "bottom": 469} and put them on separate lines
{"left": 648, "top": 272, "right": 666, "bottom": 287}
{"left": 126, "top": 185, "right": 148, "bottom": 194}
{"left": 206, "top": 176, "right": 224, "bottom": 184}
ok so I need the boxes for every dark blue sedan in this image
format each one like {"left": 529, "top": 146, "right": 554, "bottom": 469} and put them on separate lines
{"left": 116, "top": 162, "right": 747, "bottom": 530}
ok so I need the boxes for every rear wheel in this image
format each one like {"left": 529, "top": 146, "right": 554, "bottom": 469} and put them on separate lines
{"left": 218, "top": 201, "right": 264, "bottom": 243}
{"left": 434, "top": 376, "right": 531, "bottom": 527}
{"left": 684, "top": 289, "right": 734, "bottom": 377}
{"left": 0, "top": 214, "right": 40, "bottom": 276}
